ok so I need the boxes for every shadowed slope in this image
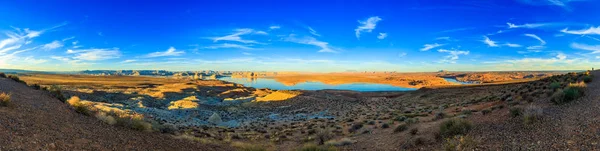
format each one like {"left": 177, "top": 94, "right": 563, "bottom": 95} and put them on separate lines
{"left": 0, "top": 78, "right": 232, "bottom": 150}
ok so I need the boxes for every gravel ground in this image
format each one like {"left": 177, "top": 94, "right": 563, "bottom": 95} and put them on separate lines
{"left": 0, "top": 77, "right": 232, "bottom": 151}
{"left": 470, "top": 70, "right": 600, "bottom": 150}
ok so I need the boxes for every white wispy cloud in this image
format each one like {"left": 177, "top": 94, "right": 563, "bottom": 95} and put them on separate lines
{"left": 242, "top": 52, "right": 253, "bottom": 55}
{"left": 61, "top": 36, "right": 75, "bottom": 42}
{"left": 23, "top": 56, "right": 47, "bottom": 64}
{"left": 398, "top": 52, "right": 407, "bottom": 57}
{"left": 420, "top": 43, "right": 444, "bottom": 51}
{"left": 377, "top": 33, "right": 388, "bottom": 40}
{"left": 145, "top": 47, "right": 184, "bottom": 57}
{"left": 211, "top": 28, "right": 267, "bottom": 44}
{"left": 482, "top": 36, "right": 498, "bottom": 47}
{"left": 561, "top": 26, "right": 600, "bottom": 35}
{"left": 355, "top": 16, "right": 382, "bottom": 39}
{"left": 69, "top": 48, "right": 121, "bottom": 61}
{"left": 269, "top": 25, "right": 280, "bottom": 30}
{"left": 504, "top": 43, "right": 522, "bottom": 47}
{"left": 507, "top": 22, "right": 548, "bottom": 29}
{"left": 526, "top": 45, "right": 546, "bottom": 50}
{"left": 438, "top": 49, "right": 469, "bottom": 63}
{"left": 121, "top": 59, "right": 136, "bottom": 63}
{"left": 284, "top": 34, "right": 337, "bottom": 53}
{"left": 42, "top": 40, "right": 63, "bottom": 50}
{"left": 308, "top": 27, "right": 320, "bottom": 37}
{"left": 204, "top": 43, "right": 254, "bottom": 50}
{"left": 556, "top": 52, "right": 567, "bottom": 60}
{"left": 435, "top": 37, "right": 451, "bottom": 41}
{"left": 571, "top": 43, "right": 600, "bottom": 54}
{"left": 524, "top": 34, "right": 546, "bottom": 45}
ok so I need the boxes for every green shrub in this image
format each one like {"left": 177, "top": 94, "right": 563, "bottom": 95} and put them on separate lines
{"left": 443, "top": 135, "right": 476, "bottom": 151}
{"left": 381, "top": 123, "right": 390, "bottom": 129}
{"left": 481, "top": 109, "right": 491, "bottom": 115}
{"left": 29, "top": 84, "right": 41, "bottom": 90}
{"left": 394, "top": 124, "right": 408, "bottom": 133}
{"left": 47, "top": 85, "right": 66, "bottom": 102}
{"left": 550, "top": 82, "right": 561, "bottom": 90}
{"left": 0, "top": 72, "right": 6, "bottom": 78}
{"left": 439, "top": 119, "right": 472, "bottom": 138}
{"left": 552, "top": 82, "right": 586, "bottom": 104}
{"left": 460, "top": 109, "right": 472, "bottom": 115}
{"left": 509, "top": 107, "right": 521, "bottom": 118}
{"left": 7, "top": 75, "right": 26, "bottom": 84}
{"left": 131, "top": 119, "right": 153, "bottom": 131}
{"left": 0, "top": 92, "right": 11, "bottom": 107}
{"left": 583, "top": 76, "right": 592, "bottom": 83}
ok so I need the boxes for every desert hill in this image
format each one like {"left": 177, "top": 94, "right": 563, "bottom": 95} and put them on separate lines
{"left": 0, "top": 77, "right": 232, "bottom": 150}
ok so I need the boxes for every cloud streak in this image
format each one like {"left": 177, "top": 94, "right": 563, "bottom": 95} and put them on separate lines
{"left": 355, "top": 16, "right": 382, "bottom": 39}
{"left": 420, "top": 43, "right": 444, "bottom": 51}
{"left": 204, "top": 43, "right": 254, "bottom": 50}
{"left": 42, "top": 40, "right": 63, "bottom": 50}
{"left": 145, "top": 47, "right": 184, "bottom": 57}
{"left": 482, "top": 36, "right": 498, "bottom": 47}
{"left": 561, "top": 26, "right": 600, "bottom": 35}
{"left": 524, "top": 34, "right": 546, "bottom": 45}
{"left": 377, "top": 33, "right": 388, "bottom": 40}
{"left": 69, "top": 48, "right": 121, "bottom": 61}
{"left": 571, "top": 43, "right": 600, "bottom": 54}
{"left": 211, "top": 28, "right": 267, "bottom": 44}
{"left": 438, "top": 49, "right": 469, "bottom": 63}
{"left": 284, "top": 34, "right": 337, "bottom": 53}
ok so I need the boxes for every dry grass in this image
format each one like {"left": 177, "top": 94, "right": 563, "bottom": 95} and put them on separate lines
{"left": 0, "top": 92, "right": 11, "bottom": 107}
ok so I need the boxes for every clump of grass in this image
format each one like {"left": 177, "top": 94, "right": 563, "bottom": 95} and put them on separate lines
{"left": 583, "top": 76, "right": 592, "bottom": 83}
{"left": 67, "top": 96, "right": 93, "bottom": 116}
{"left": 523, "top": 105, "right": 543, "bottom": 125}
{"left": 29, "top": 84, "right": 41, "bottom": 90}
{"left": 95, "top": 112, "right": 117, "bottom": 125}
{"left": 7, "top": 75, "right": 26, "bottom": 84}
{"left": 394, "top": 124, "right": 408, "bottom": 133}
{"left": 0, "top": 92, "right": 11, "bottom": 107}
{"left": 349, "top": 123, "right": 363, "bottom": 133}
{"left": 552, "top": 82, "right": 586, "bottom": 104}
{"left": 439, "top": 119, "right": 472, "bottom": 138}
{"left": 296, "top": 144, "right": 337, "bottom": 151}
{"left": 481, "top": 109, "right": 491, "bottom": 115}
{"left": 47, "top": 85, "right": 66, "bottom": 102}
{"left": 460, "top": 109, "right": 472, "bottom": 115}
{"left": 550, "top": 82, "right": 561, "bottom": 90}
{"left": 381, "top": 123, "right": 390, "bottom": 129}
{"left": 0, "top": 72, "right": 6, "bottom": 78}
{"left": 509, "top": 107, "right": 522, "bottom": 118}
{"left": 316, "top": 129, "right": 331, "bottom": 145}
{"left": 443, "top": 135, "right": 476, "bottom": 151}
{"left": 231, "top": 141, "right": 268, "bottom": 151}
{"left": 325, "top": 138, "right": 355, "bottom": 146}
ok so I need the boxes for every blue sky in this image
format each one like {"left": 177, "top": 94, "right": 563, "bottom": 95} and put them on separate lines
{"left": 1, "top": 0, "right": 599, "bottom": 72}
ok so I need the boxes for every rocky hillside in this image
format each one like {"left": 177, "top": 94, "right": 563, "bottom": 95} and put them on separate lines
{"left": 0, "top": 77, "right": 231, "bottom": 150}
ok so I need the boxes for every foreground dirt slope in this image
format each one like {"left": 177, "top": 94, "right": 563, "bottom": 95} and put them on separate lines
{"left": 470, "top": 70, "right": 600, "bottom": 150}
{"left": 0, "top": 78, "right": 231, "bottom": 151}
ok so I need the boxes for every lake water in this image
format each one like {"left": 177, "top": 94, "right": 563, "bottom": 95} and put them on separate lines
{"left": 442, "top": 77, "right": 479, "bottom": 84}
{"left": 218, "top": 77, "right": 416, "bottom": 92}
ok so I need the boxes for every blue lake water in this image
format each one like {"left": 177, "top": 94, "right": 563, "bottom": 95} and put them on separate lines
{"left": 218, "top": 77, "right": 416, "bottom": 92}
{"left": 442, "top": 77, "right": 479, "bottom": 84}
